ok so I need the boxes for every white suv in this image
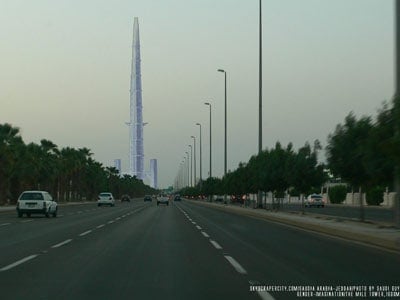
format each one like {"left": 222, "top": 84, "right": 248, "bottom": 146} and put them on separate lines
{"left": 16, "top": 191, "right": 58, "bottom": 218}
{"left": 97, "top": 192, "right": 115, "bottom": 207}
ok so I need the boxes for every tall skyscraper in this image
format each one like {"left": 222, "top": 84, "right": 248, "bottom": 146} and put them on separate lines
{"left": 128, "top": 17, "right": 144, "bottom": 180}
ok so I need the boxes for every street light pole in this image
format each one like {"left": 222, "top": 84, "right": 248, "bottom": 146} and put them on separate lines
{"left": 185, "top": 152, "right": 189, "bottom": 187}
{"left": 394, "top": 0, "right": 400, "bottom": 227}
{"left": 217, "top": 69, "right": 227, "bottom": 177}
{"left": 183, "top": 160, "right": 186, "bottom": 189}
{"left": 191, "top": 136, "right": 196, "bottom": 187}
{"left": 196, "top": 123, "right": 202, "bottom": 187}
{"left": 218, "top": 69, "right": 228, "bottom": 204}
{"left": 188, "top": 145, "right": 193, "bottom": 187}
{"left": 257, "top": 0, "right": 263, "bottom": 208}
{"left": 204, "top": 102, "right": 212, "bottom": 178}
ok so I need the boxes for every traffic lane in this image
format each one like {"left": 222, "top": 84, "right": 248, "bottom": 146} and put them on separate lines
{"left": 0, "top": 202, "right": 150, "bottom": 269}
{"left": 0, "top": 200, "right": 144, "bottom": 229}
{"left": 0, "top": 202, "right": 259, "bottom": 300}
{"left": 179, "top": 201, "right": 400, "bottom": 296}
{"left": 0, "top": 199, "right": 142, "bottom": 220}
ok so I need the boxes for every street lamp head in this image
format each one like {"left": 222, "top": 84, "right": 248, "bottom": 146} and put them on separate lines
{"left": 196, "top": 123, "right": 201, "bottom": 126}
{"left": 204, "top": 102, "right": 210, "bottom": 106}
{"left": 191, "top": 135, "right": 195, "bottom": 139}
{"left": 217, "top": 69, "right": 225, "bottom": 73}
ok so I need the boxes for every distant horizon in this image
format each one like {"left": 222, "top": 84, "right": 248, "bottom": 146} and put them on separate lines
{"left": 0, "top": 0, "right": 393, "bottom": 188}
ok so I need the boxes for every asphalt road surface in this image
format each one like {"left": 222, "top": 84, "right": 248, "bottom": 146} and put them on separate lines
{"left": 0, "top": 200, "right": 399, "bottom": 300}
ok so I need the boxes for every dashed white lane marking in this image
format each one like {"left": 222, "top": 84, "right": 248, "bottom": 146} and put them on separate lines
{"left": 77, "top": 211, "right": 83, "bottom": 214}
{"left": 257, "top": 291, "right": 275, "bottom": 300}
{"left": 224, "top": 256, "right": 247, "bottom": 274}
{"left": 0, "top": 223, "right": 11, "bottom": 227}
{"left": 108, "top": 220, "right": 114, "bottom": 224}
{"left": 21, "top": 220, "right": 33, "bottom": 223}
{"left": 79, "top": 230, "right": 92, "bottom": 236}
{"left": 196, "top": 225, "right": 202, "bottom": 230}
{"left": 210, "top": 240, "right": 223, "bottom": 250}
{"left": 51, "top": 239, "right": 73, "bottom": 248}
{"left": 201, "top": 231, "right": 210, "bottom": 238}
{"left": 97, "top": 224, "right": 105, "bottom": 228}
{"left": 191, "top": 222, "right": 197, "bottom": 225}
{"left": 115, "top": 217, "right": 121, "bottom": 220}
{"left": 0, "top": 255, "right": 38, "bottom": 272}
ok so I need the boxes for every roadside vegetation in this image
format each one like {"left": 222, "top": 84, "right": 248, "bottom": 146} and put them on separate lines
{"left": 180, "top": 98, "right": 400, "bottom": 205}
{"left": 0, "top": 124, "right": 156, "bottom": 204}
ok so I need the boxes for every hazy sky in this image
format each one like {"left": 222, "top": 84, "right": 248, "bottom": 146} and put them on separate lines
{"left": 0, "top": 0, "right": 394, "bottom": 188}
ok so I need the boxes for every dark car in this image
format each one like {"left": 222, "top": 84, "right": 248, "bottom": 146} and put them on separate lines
{"left": 121, "top": 194, "right": 131, "bottom": 202}
{"left": 144, "top": 195, "right": 152, "bottom": 202}
{"left": 174, "top": 195, "right": 181, "bottom": 201}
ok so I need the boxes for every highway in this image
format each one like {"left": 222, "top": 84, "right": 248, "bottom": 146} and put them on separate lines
{"left": 0, "top": 199, "right": 399, "bottom": 300}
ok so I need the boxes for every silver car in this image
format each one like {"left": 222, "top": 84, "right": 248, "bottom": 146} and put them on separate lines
{"left": 305, "top": 194, "right": 325, "bottom": 208}
{"left": 97, "top": 192, "right": 115, "bottom": 207}
{"left": 157, "top": 194, "right": 169, "bottom": 206}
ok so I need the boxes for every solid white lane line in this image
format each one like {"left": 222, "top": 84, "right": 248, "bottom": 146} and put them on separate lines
{"left": 51, "top": 239, "right": 73, "bottom": 248}
{"left": 0, "top": 255, "right": 38, "bottom": 271}
{"left": 224, "top": 256, "right": 247, "bottom": 274}
{"left": 210, "top": 240, "right": 223, "bottom": 250}
{"left": 201, "top": 231, "right": 210, "bottom": 238}
{"left": 79, "top": 230, "right": 92, "bottom": 236}
{"left": 96, "top": 224, "right": 105, "bottom": 228}
{"left": 0, "top": 223, "right": 11, "bottom": 227}
{"left": 196, "top": 225, "right": 202, "bottom": 230}
{"left": 257, "top": 291, "right": 276, "bottom": 300}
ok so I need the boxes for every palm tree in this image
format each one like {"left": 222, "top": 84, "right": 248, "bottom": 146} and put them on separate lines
{"left": 0, "top": 124, "right": 24, "bottom": 203}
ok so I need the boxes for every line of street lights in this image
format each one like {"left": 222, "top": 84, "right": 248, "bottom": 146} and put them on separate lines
{"left": 175, "top": 0, "right": 263, "bottom": 193}
{"left": 174, "top": 68, "right": 228, "bottom": 191}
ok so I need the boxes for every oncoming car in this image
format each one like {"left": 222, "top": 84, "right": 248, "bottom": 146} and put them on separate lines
{"left": 305, "top": 194, "right": 325, "bottom": 208}
{"left": 16, "top": 190, "right": 58, "bottom": 218}
{"left": 97, "top": 192, "right": 115, "bottom": 207}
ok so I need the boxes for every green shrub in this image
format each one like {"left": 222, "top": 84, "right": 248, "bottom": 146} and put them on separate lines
{"left": 328, "top": 185, "right": 347, "bottom": 204}
{"left": 366, "top": 186, "right": 384, "bottom": 206}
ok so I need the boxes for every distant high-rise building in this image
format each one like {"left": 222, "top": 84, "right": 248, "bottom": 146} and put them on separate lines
{"left": 128, "top": 17, "right": 144, "bottom": 180}
{"left": 114, "top": 159, "right": 121, "bottom": 174}
{"left": 150, "top": 159, "right": 158, "bottom": 189}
